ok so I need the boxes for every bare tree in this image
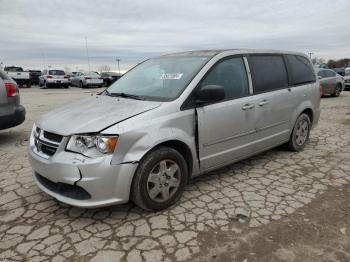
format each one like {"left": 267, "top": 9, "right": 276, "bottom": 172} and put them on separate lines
{"left": 98, "top": 65, "right": 111, "bottom": 72}
{"left": 311, "top": 57, "right": 326, "bottom": 65}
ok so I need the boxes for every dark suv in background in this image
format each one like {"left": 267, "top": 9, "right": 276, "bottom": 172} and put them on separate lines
{"left": 101, "top": 72, "right": 122, "bottom": 86}
{"left": 29, "top": 70, "right": 42, "bottom": 85}
{"left": 0, "top": 70, "right": 26, "bottom": 130}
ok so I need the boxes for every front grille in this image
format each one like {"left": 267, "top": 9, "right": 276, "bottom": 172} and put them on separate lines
{"left": 35, "top": 173, "right": 91, "bottom": 200}
{"left": 43, "top": 131, "right": 63, "bottom": 143}
{"left": 34, "top": 128, "right": 62, "bottom": 157}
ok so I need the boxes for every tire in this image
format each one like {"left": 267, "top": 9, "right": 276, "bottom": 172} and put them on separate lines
{"left": 41, "top": 81, "right": 47, "bottom": 89}
{"left": 332, "top": 84, "right": 342, "bottom": 97}
{"left": 27, "top": 82, "right": 31, "bottom": 88}
{"left": 287, "top": 113, "right": 311, "bottom": 151}
{"left": 79, "top": 81, "right": 84, "bottom": 88}
{"left": 131, "top": 146, "right": 188, "bottom": 211}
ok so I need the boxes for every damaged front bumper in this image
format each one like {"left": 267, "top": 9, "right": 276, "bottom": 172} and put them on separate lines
{"left": 28, "top": 134, "right": 138, "bottom": 208}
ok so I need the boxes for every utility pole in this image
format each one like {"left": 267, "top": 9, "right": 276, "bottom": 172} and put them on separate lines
{"left": 85, "top": 37, "right": 91, "bottom": 72}
{"left": 308, "top": 52, "right": 314, "bottom": 59}
{"left": 116, "top": 58, "right": 120, "bottom": 74}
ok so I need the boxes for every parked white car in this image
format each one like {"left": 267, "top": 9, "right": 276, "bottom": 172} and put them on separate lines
{"left": 39, "top": 69, "right": 69, "bottom": 89}
{"left": 4, "top": 66, "right": 31, "bottom": 88}
{"left": 70, "top": 71, "right": 104, "bottom": 88}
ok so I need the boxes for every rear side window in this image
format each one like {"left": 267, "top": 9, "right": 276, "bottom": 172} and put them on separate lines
{"left": 317, "top": 70, "right": 326, "bottom": 78}
{"left": 248, "top": 55, "right": 288, "bottom": 94}
{"left": 0, "top": 70, "right": 11, "bottom": 80}
{"left": 201, "top": 57, "right": 249, "bottom": 99}
{"left": 326, "top": 70, "right": 336, "bottom": 77}
{"left": 286, "top": 55, "right": 316, "bottom": 85}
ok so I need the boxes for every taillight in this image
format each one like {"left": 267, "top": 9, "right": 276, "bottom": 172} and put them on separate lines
{"left": 319, "top": 84, "right": 323, "bottom": 97}
{"left": 85, "top": 77, "right": 91, "bottom": 80}
{"left": 5, "top": 82, "right": 19, "bottom": 97}
{"left": 47, "top": 75, "right": 53, "bottom": 79}
{"left": 64, "top": 75, "right": 69, "bottom": 79}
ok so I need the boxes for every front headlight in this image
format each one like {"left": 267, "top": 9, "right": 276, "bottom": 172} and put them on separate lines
{"left": 66, "top": 134, "right": 118, "bottom": 158}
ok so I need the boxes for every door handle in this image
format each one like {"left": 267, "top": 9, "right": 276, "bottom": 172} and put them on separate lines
{"left": 242, "top": 103, "right": 254, "bottom": 110}
{"left": 258, "top": 100, "right": 270, "bottom": 106}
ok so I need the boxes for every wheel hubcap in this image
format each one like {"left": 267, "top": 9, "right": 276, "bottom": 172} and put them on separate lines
{"left": 295, "top": 119, "right": 309, "bottom": 146}
{"left": 147, "top": 159, "right": 181, "bottom": 202}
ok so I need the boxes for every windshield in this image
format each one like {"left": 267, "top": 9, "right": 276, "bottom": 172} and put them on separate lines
{"left": 106, "top": 56, "right": 211, "bottom": 101}
{"left": 49, "top": 70, "right": 65, "bottom": 75}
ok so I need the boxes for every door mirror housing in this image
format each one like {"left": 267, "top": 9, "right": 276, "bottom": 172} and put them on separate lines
{"left": 318, "top": 75, "right": 322, "bottom": 79}
{"left": 196, "top": 85, "right": 225, "bottom": 104}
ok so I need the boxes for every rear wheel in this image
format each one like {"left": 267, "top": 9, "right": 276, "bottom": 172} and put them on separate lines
{"left": 40, "top": 81, "right": 48, "bottom": 89}
{"left": 131, "top": 147, "right": 188, "bottom": 211}
{"left": 332, "top": 83, "right": 342, "bottom": 97}
{"left": 287, "top": 113, "right": 311, "bottom": 151}
{"left": 79, "top": 81, "right": 84, "bottom": 88}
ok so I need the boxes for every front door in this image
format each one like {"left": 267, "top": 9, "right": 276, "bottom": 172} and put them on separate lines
{"left": 196, "top": 56, "right": 256, "bottom": 171}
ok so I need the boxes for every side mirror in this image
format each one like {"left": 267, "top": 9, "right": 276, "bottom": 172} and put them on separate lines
{"left": 318, "top": 76, "right": 322, "bottom": 79}
{"left": 196, "top": 85, "right": 225, "bottom": 104}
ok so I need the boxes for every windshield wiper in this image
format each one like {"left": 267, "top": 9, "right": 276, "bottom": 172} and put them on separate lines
{"left": 107, "top": 92, "right": 144, "bottom": 100}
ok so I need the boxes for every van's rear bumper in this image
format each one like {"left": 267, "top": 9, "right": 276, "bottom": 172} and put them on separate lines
{"left": 0, "top": 105, "right": 25, "bottom": 130}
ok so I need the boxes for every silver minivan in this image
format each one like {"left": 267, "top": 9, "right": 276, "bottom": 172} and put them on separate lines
{"left": 28, "top": 49, "right": 321, "bottom": 210}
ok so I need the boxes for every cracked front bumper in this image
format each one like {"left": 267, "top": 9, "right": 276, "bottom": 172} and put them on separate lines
{"left": 28, "top": 144, "right": 138, "bottom": 208}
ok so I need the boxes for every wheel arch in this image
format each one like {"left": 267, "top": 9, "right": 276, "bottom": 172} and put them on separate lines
{"left": 301, "top": 108, "right": 313, "bottom": 127}
{"left": 154, "top": 140, "right": 193, "bottom": 179}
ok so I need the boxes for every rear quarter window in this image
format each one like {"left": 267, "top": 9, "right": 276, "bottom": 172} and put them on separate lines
{"left": 286, "top": 55, "right": 316, "bottom": 85}
{"left": 248, "top": 55, "right": 289, "bottom": 94}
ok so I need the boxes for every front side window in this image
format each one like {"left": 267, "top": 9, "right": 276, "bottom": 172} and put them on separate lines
{"left": 286, "top": 55, "right": 316, "bottom": 85}
{"left": 249, "top": 55, "right": 289, "bottom": 94}
{"left": 107, "top": 56, "right": 211, "bottom": 101}
{"left": 200, "top": 57, "right": 249, "bottom": 99}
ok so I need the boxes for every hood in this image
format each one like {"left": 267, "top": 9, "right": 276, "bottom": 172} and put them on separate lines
{"left": 37, "top": 95, "right": 161, "bottom": 136}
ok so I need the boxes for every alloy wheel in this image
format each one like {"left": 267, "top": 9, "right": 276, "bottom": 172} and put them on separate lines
{"left": 146, "top": 159, "right": 181, "bottom": 203}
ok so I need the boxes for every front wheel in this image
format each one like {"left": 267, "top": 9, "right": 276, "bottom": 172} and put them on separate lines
{"left": 287, "top": 113, "right": 311, "bottom": 151}
{"left": 131, "top": 147, "right": 188, "bottom": 211}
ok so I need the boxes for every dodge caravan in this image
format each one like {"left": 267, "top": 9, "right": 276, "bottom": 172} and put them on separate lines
{"left": 28, "top": 49, "right": 320, "bottom": 210}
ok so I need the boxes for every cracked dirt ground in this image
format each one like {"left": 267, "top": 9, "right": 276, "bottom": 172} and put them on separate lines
{"left": 0, "top": 87, "right": 350, "bottom": 262}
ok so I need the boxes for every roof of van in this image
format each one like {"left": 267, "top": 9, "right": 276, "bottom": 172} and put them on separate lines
{"left": 162, "top": 49, "right": 308, "bottom": 58}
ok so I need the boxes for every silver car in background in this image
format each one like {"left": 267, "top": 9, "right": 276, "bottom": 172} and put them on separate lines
{"left": 344, "top": 69, "right": 350, "bottom": 90}
{"left": 0, "top": 70, "right": 25, "bottom": 130}
{"left": 316, "top": 68, "right": 344, "bottom": 97}
{"left": 28, "top": 49, "right": 320, "bottom": 210}
{"left": 39, "top": 69, "right": 69, "bottom": 89}
{"left": 70, "top": 71, "right": 104, "bottom": 88}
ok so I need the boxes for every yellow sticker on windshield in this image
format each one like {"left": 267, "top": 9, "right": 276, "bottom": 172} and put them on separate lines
{"left": 160, "top": 73, "right": 183, "bottom": 80}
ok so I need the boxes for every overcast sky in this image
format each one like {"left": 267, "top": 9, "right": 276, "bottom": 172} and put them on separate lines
{"left": 0, "top": 0, "right": 349, "bottom": 72}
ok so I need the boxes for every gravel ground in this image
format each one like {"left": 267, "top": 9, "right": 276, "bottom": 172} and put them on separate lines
{"left": 0, "top": 86, "right": 349, "bottom": 262}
